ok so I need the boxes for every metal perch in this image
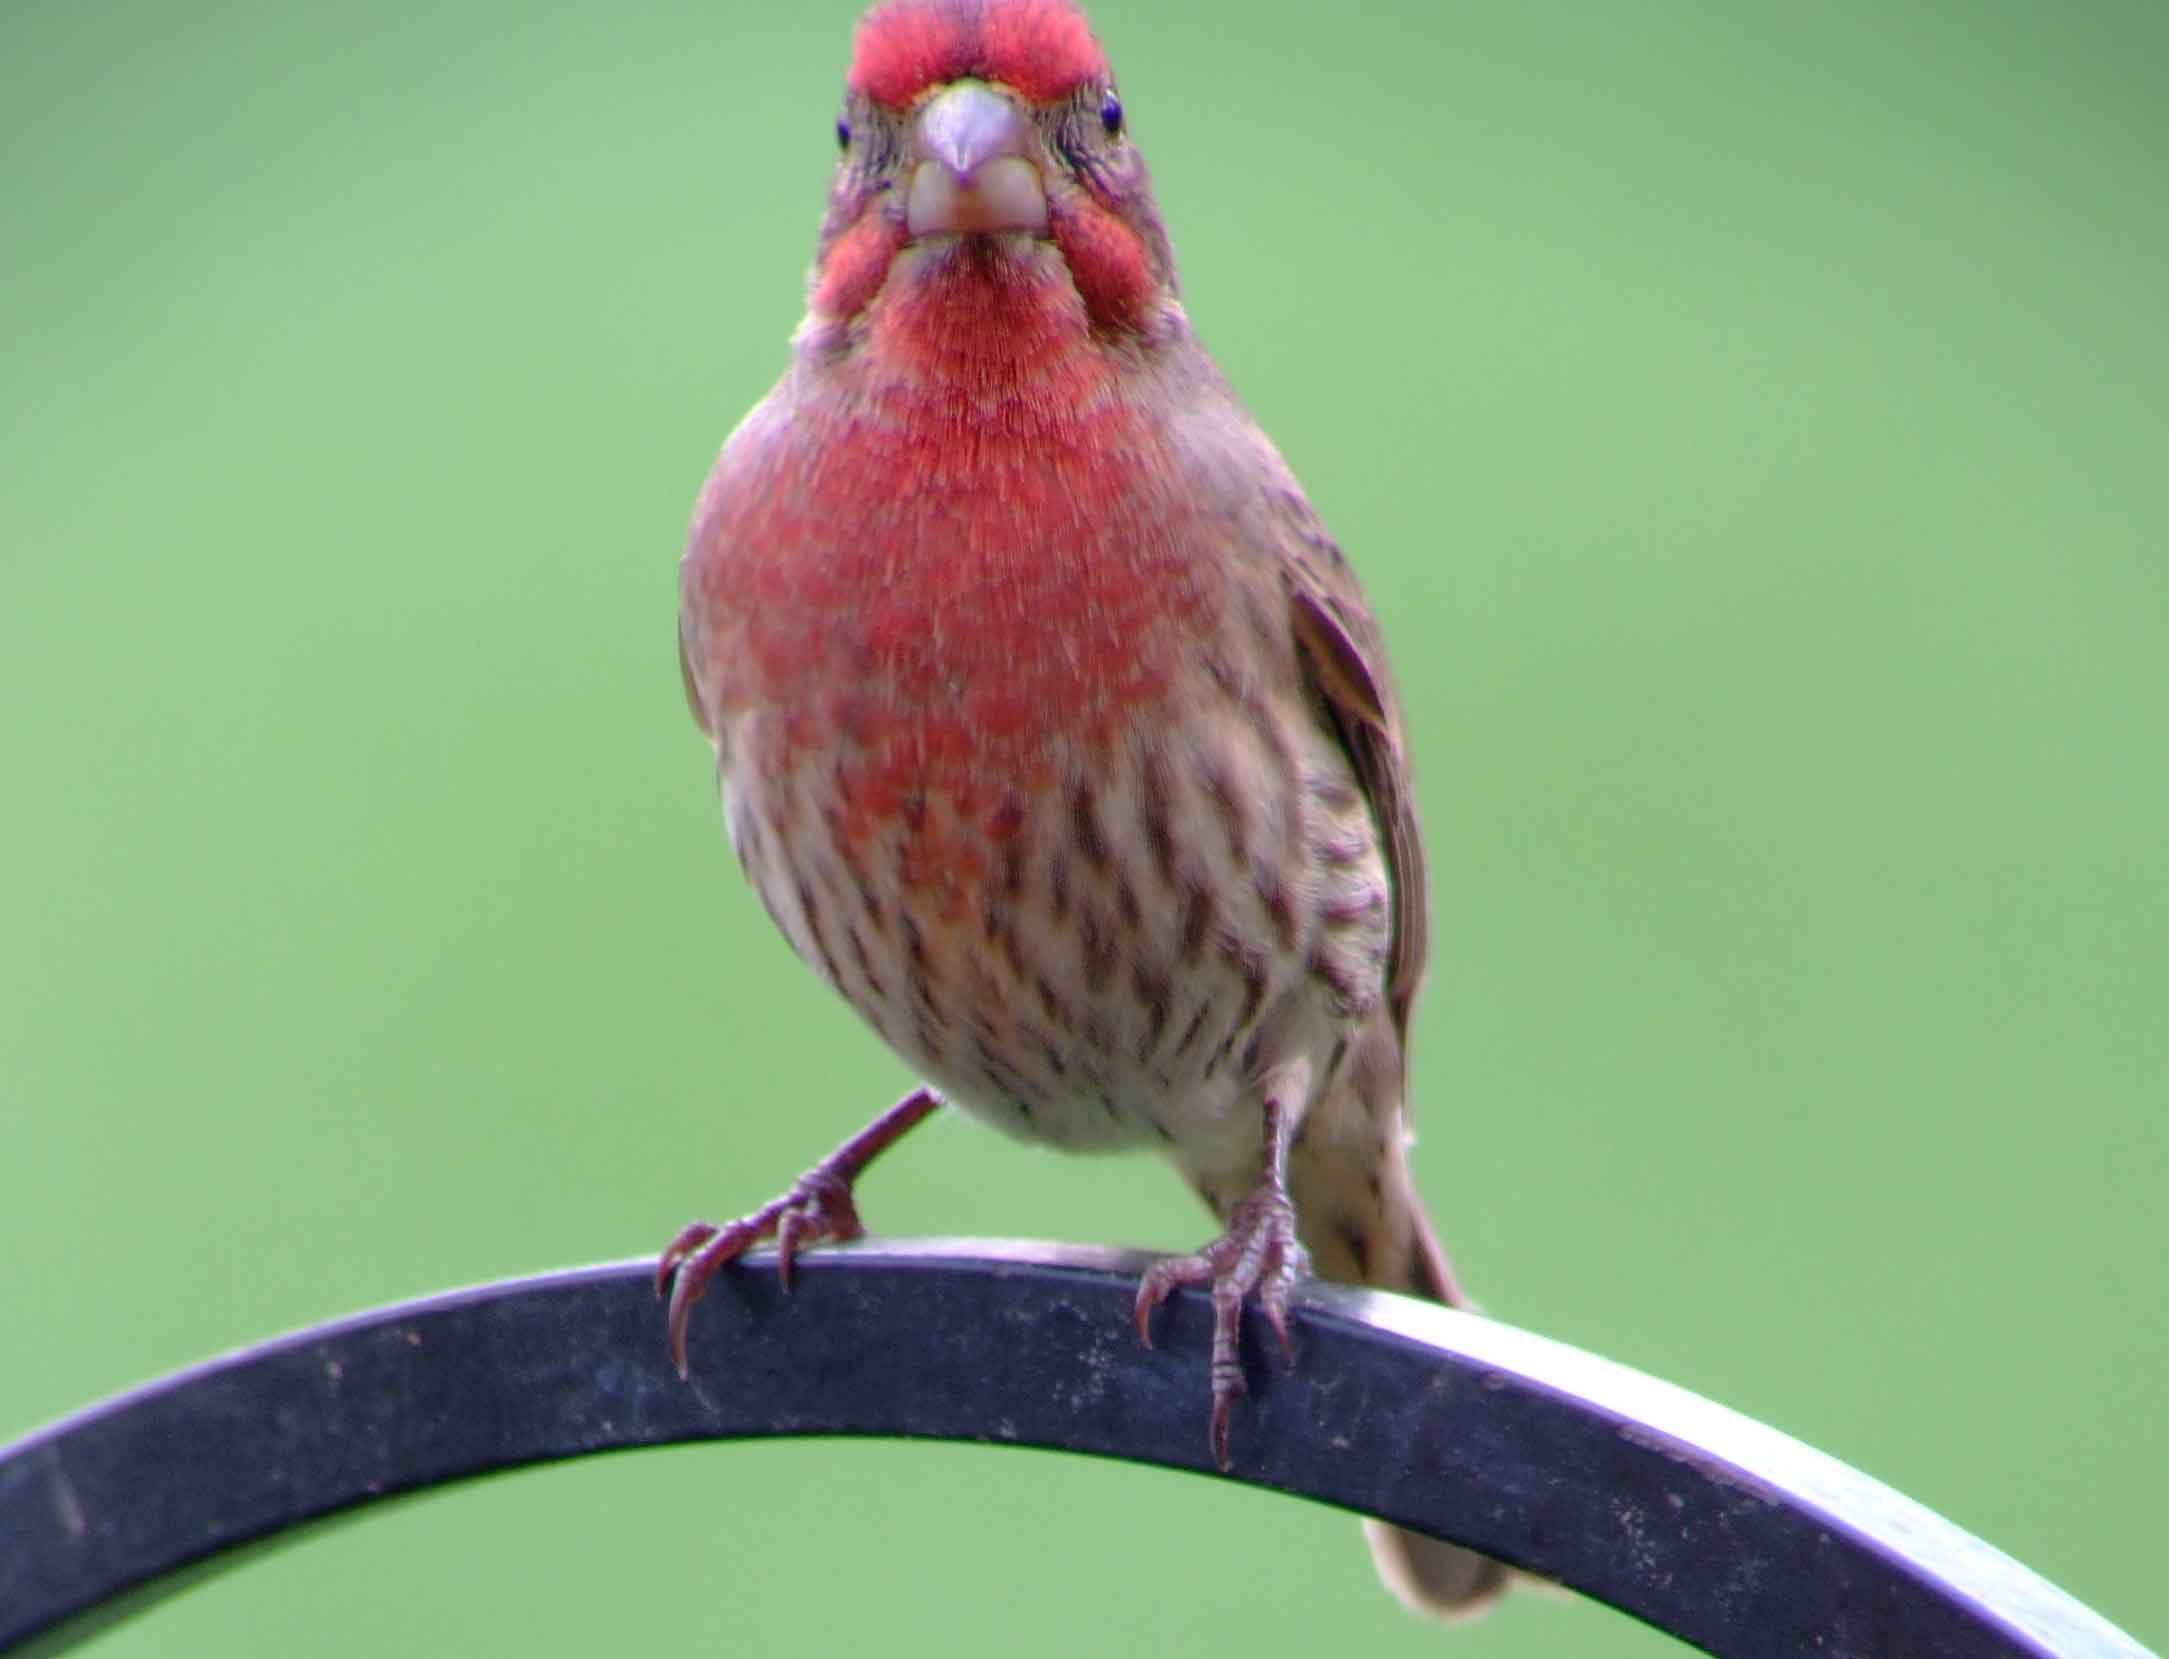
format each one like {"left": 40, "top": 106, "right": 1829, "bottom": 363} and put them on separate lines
{"left": 0, "top": 1241, "right": 2152, "bottom": 1657}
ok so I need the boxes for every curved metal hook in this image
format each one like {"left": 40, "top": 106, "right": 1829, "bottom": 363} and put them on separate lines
{"left": 0, "top": 1241, "right": 2151, "bottom": 1657}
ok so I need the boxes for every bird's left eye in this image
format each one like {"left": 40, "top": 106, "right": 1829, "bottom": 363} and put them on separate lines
{"left": 1099, "top": 92, "right": 1123, "bottom": 137}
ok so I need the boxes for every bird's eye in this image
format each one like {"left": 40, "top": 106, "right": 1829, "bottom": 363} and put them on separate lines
{"left": 835, "top": 115, "right": 852, "bottom": 152}
{"left": 1099, "top": 92, "right": 1123, "bottom": 137}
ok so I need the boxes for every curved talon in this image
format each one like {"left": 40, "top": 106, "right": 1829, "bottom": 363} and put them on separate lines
{"left": 1132, "top": 1262, "right": 1180, "bottom": 1346}
{"left": 661, "top": 1213, "right": 764, "bottom": 1376}
{"left": 665, "top": 1257, "right": 703, "bottom": 1377}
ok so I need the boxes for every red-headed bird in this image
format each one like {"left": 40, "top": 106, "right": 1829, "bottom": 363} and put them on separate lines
{"left": 663, "top": 0, "right": 1509, "bottom": 1616}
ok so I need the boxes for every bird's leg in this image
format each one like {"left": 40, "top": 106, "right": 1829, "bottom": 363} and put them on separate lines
{"left": 1134, "top": 1059, "right": 1314, "bottom": 1469}
{"left": 657, "top": 1085, "right": 942, "bottom": 1376}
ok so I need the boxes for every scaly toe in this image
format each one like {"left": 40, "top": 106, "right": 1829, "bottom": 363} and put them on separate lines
{"left": 1135, "top": 1184, "right": 1313, "bottom": 1467}
{"left": 1133, "top": 1246, "right": 1227, "bottom": 1345}
{"left": 655, "top": 1221, "right": 722, "bottom": 1296}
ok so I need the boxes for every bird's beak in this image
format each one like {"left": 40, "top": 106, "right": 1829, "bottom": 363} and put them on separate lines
{"left": 905, "top": 81, "right": 1048, "bottom": 237}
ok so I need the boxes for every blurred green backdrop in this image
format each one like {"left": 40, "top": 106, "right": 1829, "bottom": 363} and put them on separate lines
{"left": 4, "top": 0, "right": 2164, "bottom": 1653}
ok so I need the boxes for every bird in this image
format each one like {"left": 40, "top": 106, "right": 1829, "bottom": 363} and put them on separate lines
{"left": 660, "top": 0, "right": 1509, "bottom": 1617}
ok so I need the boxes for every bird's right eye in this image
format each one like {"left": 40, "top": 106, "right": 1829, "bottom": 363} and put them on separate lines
{"left": 835, "top": 115, "right": 852, "bottom": 152}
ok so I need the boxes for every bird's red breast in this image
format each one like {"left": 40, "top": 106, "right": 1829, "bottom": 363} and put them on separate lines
{"left": 685, "top": 237, "right": 1218, "bottom": 913}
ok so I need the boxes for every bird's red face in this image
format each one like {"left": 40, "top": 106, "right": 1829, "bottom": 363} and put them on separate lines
{"left": 808, "top": 0, "right": 1175, "bottom": 336}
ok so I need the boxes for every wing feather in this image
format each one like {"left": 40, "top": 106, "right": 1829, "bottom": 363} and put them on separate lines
{"left": 1286, "top": 567, "right": 1429, "bottom": 1048}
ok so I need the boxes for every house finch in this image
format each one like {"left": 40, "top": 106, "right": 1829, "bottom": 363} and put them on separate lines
{"left": 662, "top": 0, "right": 1509, "bottom": 1617}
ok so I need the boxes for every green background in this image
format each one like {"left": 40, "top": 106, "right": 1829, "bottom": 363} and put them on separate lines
{"left": 5, "top": 1, "right": 2163, "bottom": 1653}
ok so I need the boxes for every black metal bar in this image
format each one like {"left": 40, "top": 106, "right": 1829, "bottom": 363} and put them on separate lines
{"left": 0, "top": 1241, "right": 2151, "bottom": 1657}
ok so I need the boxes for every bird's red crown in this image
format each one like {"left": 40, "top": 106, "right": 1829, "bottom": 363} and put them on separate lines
{"left": 848, "top": 0, "right": 1110, "bottom": 108}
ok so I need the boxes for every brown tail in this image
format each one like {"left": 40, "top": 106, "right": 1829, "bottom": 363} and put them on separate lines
{"left": 1289, "top": 1111, "right": 1514, "bottom": 1620}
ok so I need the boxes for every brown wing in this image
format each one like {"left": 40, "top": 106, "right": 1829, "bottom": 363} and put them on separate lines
{"left": 1286, "top": 560, "right": 1430, "bottom": 1048}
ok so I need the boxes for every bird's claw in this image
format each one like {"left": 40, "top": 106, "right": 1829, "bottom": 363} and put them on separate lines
{"left": 656, "top": 1166, "right": 865, "bottom": 1377}
{"left": 1133, "top": 1185, "right": 1312, "bottom": 1469}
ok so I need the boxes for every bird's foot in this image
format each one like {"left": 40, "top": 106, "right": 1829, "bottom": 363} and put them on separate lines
{"left": 655, "top": 1086, "right": 942, "bottom": 1379}
{"left": 655, "top": 1166, "right": 865, "bottom": 1378}
{"left": 1134, "top": 1183, "right": 1313, "bottom": 1469}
